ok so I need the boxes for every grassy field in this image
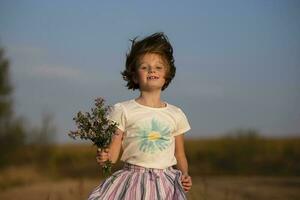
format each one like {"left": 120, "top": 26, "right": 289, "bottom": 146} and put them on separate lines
{"left": 1, "top": 135, "right": 299, "bottom": 199}
{"left": 0, "top": 175, "right": 299, "bottom": 200}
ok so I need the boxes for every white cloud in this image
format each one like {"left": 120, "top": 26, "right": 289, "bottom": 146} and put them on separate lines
{"left": 31, "top": 65, "right": 83, "bottom": 80}
{"left": 5, "top": 45, "right": 105, "bottom": 84}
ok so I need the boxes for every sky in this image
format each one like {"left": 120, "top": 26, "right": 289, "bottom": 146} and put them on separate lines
{"left": 0, "top": 0, "right": 299, "bottom": 143}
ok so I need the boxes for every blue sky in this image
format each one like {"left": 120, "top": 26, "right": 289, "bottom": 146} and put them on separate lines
{"left": 0, "top": 0, "right": 299, "bottom": 143}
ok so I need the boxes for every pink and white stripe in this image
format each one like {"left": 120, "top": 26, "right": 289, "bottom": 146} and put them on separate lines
{"left": 87, "top": 163, "right": 187, "bottom": 200}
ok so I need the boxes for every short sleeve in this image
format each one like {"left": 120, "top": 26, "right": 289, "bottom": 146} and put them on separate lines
{"left": 107, "top": 103, "right": 126, "bottom": 132}
{"left": 173, "top": 108, "right": 191, "bottom": 136}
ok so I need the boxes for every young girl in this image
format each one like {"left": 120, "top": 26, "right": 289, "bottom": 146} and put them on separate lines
{"left": 88, "top": 32, "right": 192, "bottom": 200}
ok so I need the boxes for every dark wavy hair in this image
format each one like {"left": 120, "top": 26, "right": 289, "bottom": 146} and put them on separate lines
{"left": 121, "top": 32, "right": 176, "bottom": 91}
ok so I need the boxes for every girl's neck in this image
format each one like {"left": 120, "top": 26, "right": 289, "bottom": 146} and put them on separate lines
{"left": 136, "top": 91, "right": 165, "bottom": 108}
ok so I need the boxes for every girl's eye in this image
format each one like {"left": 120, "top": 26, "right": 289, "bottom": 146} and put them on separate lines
{"left": 139, "top": 65, "right": 164, "bottom": 70}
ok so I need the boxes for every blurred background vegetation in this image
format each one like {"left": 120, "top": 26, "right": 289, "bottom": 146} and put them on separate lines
{"left": 0, "top": 47, "right": 299, "bottom": 199}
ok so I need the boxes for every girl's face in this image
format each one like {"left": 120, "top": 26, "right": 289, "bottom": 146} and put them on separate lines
{"left": 134, "top": 53, "right": 168, "bottom": 91}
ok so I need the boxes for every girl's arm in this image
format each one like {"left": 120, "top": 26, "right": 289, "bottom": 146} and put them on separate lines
{"left": 175, "top": 134, "right": 192, "bottom": 192}
{"left": 109, "top": 128, "right": 124, "bottom": 163}
{"left": 174, "top": 134, "right": 189, "bottom": 175}
{"left": 97, "top": 128, "right": 123, "bottom": 164}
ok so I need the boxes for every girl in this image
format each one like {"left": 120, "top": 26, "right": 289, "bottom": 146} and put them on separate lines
{"left": 88, "top": 32, "right": 192, "bottom": 200}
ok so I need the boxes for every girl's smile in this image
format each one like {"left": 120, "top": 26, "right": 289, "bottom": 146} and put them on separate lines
{"left": 147, "top": 75, "right": 159, "bottom": 80}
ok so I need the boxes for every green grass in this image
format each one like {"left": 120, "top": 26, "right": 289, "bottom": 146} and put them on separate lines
{"left": 2, "top": 136, "right": 300, "bottom": 179}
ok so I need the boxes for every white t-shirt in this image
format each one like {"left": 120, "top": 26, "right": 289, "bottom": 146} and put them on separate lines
{"left": 107, "top": 99, "right": 191, "bottom": 169}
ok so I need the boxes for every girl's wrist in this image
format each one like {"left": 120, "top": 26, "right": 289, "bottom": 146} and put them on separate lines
{"left": 182, "top": 172, "right": 189, "bottom": 176}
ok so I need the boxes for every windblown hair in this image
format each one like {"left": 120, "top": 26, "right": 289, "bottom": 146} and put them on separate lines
{"left": 121, "top": 32, "right": 176, "bottom": 91}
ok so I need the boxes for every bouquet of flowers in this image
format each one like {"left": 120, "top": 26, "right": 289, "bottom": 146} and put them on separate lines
{"left": 68, "top": 97, "right": 118, "bottom": 177}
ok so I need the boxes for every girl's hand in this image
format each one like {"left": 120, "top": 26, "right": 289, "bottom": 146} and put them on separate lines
{"left": 96, "top": 148, "right": 110, "bottom": 166}
{"left": 181, "top": 173, "right": 192, "bottom": 192}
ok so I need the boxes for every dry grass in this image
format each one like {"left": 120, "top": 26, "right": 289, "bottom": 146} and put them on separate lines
{"left": 0, "top": 174, "right": 299, "bottom": 200}
{"left": 1, "top": 137, "right": 299, "bottom": 199}
{"left": 0, "top": 178, "right": 99, "bottom": 200}
{"left": 0, "top": 165, "right": 47, "bottom": 190}
{"left": 188, "top": 176, "right": 300, "bottom": 200}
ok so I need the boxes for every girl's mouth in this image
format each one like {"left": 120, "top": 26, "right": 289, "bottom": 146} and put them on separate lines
{"left": 147, "top": 76, "right": 159, "bottom": 80}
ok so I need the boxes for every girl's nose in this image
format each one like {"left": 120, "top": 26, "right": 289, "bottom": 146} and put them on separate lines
{"left": 148, "top": 66, "right": 155, "bottom": 73}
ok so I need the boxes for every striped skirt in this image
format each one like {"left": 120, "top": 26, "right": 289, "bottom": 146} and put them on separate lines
{"left": 87, "top": 163, "right": 187, "bottom": 200}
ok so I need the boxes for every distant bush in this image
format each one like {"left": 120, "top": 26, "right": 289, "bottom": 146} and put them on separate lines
{"left": 2, "top": 128, "right": 300, "bottom": 178}
{"left": 0, "top": 47, "right": 57, "bottom": 168}
{"left": 186, "top": 128, "right": 300, "bottom": 176}
{"left": 0, "top": 48, "right": 27, "bottom": 167}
